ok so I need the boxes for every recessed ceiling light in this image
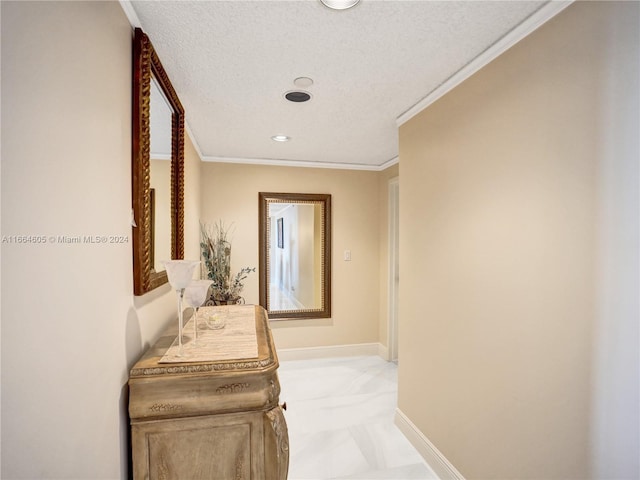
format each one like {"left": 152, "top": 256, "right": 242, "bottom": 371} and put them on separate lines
{"left": 319, "top": 0, "right": 360, "bottom": 10}
{"left": 294, "top": 77, "right": 314, "bottom": 88}
{"left": 271, "top": 135, "right": 290, "bottom": 142}
{"left": 285, "top": 91, "right": 312, "bottom": 103}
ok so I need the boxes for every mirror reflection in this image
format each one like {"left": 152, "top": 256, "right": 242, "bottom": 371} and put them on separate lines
{"left": 149, "top": 76, "right": 173, "bottom": 273}
{"left": 259, "top": 193, "right": 331, "bottom": 320}
{"left": 268, "top": 202, "right": 322, "bottom": 310}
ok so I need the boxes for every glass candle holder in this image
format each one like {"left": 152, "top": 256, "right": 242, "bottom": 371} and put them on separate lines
{"left": 184, "top": 280, "right": 213, "bottom": 345}
{"left": 162, "top": 260, "right": 200, "bottom": 356}
{"left": 205, "top": 312, "right": 226, "bottom": 330}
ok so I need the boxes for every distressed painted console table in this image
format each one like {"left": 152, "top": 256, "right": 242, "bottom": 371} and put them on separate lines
{"left": 128, "top": 305, "right": 288, "bottom": 479}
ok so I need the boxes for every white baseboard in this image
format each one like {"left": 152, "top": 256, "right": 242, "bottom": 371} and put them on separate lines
{"left": 277, "top": 342, "right": 384, "bottom": 361}
{"left": 395, "top": 408, "right": 465, "bottom": 480}
{"left": 377, "top": 343, "right": 390, "bottom": 361}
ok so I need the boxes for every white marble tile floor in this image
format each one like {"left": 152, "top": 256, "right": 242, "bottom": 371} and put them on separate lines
{"left": 278, "top": 356, "right": 438, "bottom": 480}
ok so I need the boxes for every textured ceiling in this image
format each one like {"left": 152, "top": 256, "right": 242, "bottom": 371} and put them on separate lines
{"left": 130, "top": 0, "right": 547, "bottom": 169}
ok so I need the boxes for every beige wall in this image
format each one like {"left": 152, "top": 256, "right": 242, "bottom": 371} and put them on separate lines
{"left": 200, "top": 162, "right": 383, "bottom": 349}
{"left": 1, "top": 2, "right": 202, "bottom": 477}
{"left": 398, "top": 2, "right": 639, "bottom": 479}
{"left": 184, "top": 133, "right": 202, "bottom": 262}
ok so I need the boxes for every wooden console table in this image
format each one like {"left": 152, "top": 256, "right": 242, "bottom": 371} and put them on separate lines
{"left": 128, "top": 305, "right": 288, "bottom": 479}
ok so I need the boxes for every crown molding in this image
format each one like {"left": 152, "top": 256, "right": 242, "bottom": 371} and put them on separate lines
{"left": 377, "top": 156, "right": 399, "bottom": 171}
{"left": 119, "top": 0, "right": 142, "bottom": 28}
{"left": 202, "top": 155, "right": 397, "bottom": 172}
{"left": 119, "top": 0, "right": 570, "bottom": 171}
{"left": 396, "top": 0, "right": 574, "bottom": 126}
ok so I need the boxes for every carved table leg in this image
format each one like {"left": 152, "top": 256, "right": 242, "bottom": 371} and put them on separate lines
{"left": 264, "top": 406, "right": 289, "bottom": 479}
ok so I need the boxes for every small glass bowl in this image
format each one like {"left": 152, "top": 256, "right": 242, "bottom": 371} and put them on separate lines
{"left": 205, "top": 313, "right": 226, "bottom": 330}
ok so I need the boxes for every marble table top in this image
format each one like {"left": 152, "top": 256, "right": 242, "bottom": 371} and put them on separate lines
{"left": 160, "top": 305, "right": 259, "bottom": 363}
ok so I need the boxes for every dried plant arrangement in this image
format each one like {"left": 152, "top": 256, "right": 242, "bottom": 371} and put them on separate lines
{"left": 200, "top": 221, "right": 255, "bottom": 304}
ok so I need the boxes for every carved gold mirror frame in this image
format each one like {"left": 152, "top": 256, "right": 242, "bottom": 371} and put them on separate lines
{"left": 259, "top": 193, "right": 331, "bottom": 320}
{"left": 132, "top": 28, "right": 185, "bottom": 295}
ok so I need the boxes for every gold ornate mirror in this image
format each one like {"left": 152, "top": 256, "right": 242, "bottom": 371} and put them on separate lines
{"left": 259, "top": 193, "right": 331, "bottom": 319}
{"left": 132, "top": 28, "right": 185, "bottom": 295}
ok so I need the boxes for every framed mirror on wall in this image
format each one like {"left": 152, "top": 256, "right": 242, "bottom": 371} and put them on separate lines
{"left": 259, "top": 193, "right": 331, "bottom": 320}
{"left": 132, "top": 28, "right": 185, "bottom": 295}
